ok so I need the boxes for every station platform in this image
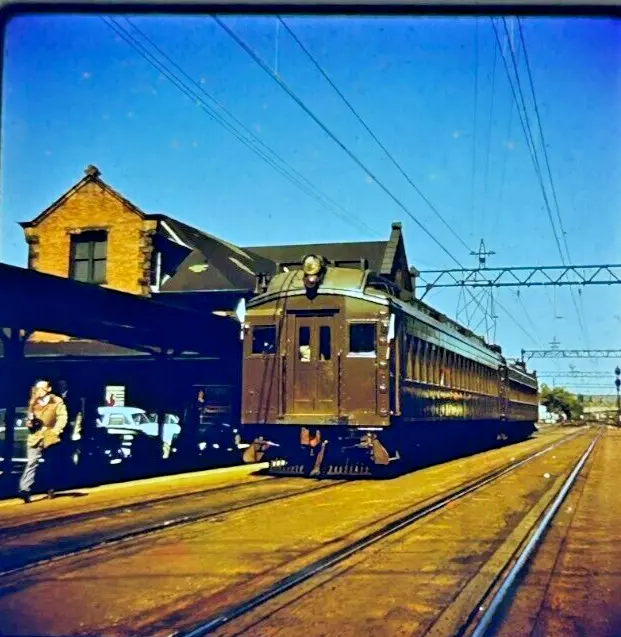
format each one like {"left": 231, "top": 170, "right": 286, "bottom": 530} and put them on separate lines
{"left": 0, "top": 461, "right": 268, "bottom": 530}
{"left": 497, "top": 426, "right": 621, "bottom": 636}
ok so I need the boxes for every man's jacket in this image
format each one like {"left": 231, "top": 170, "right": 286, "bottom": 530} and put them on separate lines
{"left": 27, "top": 395, "right": 68, "bottom": 449}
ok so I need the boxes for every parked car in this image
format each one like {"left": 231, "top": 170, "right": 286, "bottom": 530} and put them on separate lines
{"left": 0, "top": 408, "right": 29, "bottom": 469}
{"left": 169, "top": 421, "right": 247, "bottom": 469}
{"left": 97, "top": 407, "right": 181, "bottom": 458}
{"left": 72, "top": 424, "right": 163, "bottom": 482}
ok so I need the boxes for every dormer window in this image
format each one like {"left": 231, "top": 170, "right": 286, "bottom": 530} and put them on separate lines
{"left": 70, "top": 230, "right": 107, "bottom": 284}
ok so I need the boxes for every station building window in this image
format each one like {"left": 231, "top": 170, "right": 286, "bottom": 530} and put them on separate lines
{"left": 252, "top": 325, "right": 276, "bottom": 354}
{"left": 70, "top": 230, "right": 107, "bottom": 284}
{"left": 349, "top": 323, "right": 376, "bottom": 356}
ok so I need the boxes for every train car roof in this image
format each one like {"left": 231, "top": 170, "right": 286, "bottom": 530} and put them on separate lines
{"left": 248, "top": 267, "right": 536, "bottom": 380}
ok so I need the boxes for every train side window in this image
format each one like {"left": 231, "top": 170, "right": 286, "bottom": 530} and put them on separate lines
{"left": 439, "top": 348, "right": 446, "bottom": 386}
{"left": 319, "top": 326, "right": 331, "bottom": 361}
{"left": 405, "top": 334, "right": 412, "bottom": 378}
{"left": 299, "top": 326, "right": 311, "bottom": 362}
{"left": 413, "top": 339, "right": 421, "bottom": 381}
{"left": 349, "top": 323, "right": 376, "bottom": 356}
{"left": 252, "top": 325, "right": 276, "bottom": 354}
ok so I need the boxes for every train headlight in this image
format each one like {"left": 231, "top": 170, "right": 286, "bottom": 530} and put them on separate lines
{"left": 303, "top": 255, "right": 322, "bottom": 276}
{"left": 302, "top": 255, "right": 325, "bottom": 291}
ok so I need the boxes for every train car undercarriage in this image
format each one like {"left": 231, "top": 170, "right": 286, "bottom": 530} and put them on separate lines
{"left": 242, "top": 419, "right": 537, "bottom": 478}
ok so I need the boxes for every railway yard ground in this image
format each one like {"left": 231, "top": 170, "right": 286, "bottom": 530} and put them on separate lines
{"left": 0, "top": 424, "right": 619, "bottom": 637}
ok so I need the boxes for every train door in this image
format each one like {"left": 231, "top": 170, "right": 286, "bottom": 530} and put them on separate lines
{"left": 288, "top": 314, "right": 337, "bottom": 415}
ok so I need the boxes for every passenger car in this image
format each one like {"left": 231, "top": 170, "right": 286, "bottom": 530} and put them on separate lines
{"left": 97, "top": 407, "right": 181, "bottom": 458}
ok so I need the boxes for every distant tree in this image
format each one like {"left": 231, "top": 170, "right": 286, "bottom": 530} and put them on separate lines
{"left": 540, "top": 384, "right": 584, "bottom": 420}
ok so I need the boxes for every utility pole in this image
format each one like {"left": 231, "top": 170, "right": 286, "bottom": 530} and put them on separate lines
{"left": 457, "top": 239, "right": 497, "bottom": 341}
{"left": 470, "top": 239, "right": 496, "bottom": 268}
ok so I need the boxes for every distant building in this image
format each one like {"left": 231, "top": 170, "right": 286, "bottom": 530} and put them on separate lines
{"left": 538, "top": 405, "right": 559, "bottom": 423}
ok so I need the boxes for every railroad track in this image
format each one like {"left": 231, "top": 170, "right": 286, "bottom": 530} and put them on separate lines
{"left": 0, "top": 469, "right": 349, "bottom": 580}
{"left": 0, "top": 468, "right": 272, "bottom": 537}
{"left": 458, "top": 433, "right": 600, "bottom": 637}
{"left": 167, "top": 428, "right": 593, "bottom": 637}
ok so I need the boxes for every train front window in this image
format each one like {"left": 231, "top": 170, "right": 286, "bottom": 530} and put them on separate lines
{"left": 299, "top": 326, "right": 311, "bottom": 362}
{"left": 349, "top": 323, "right": 376, "bottom": 356}
{"left": 319, "top": 326, "right": 331, "bottom": 361}
{"left": 252, "top": 325, "right": 276, "bottom": 354}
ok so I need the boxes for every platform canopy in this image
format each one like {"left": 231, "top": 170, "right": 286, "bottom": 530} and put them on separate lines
{"left": 0, "top": 263, "right": 239, "bottom": 356}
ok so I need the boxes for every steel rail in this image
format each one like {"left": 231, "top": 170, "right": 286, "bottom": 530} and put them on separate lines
{"left": 0, "top": 466, "right": 273, "bottom": 537}
{"left": 0, "top": 472, "right": 347, "bottom": 582}
{"left": 466, "top": 432, "right": 600, "bottom": 637}
{"left": 175, "top": 428, "right": 589, "bottom": 637}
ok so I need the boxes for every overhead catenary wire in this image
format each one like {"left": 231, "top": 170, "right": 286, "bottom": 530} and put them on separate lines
{"left": 276, "top": 17, "right": 475, "bottom": 255}
{"left": 101, "top": 17, "right": 375, "bottom": 237}
{"left": 471, "top": 17, "right": 480, "bottom": 240}
{"left": 214, "top": 15, "right": 468, "bottom": 269}
{"left": 482, "top": 25, "right": 498, "bottom": 232}
{"left": 214, "top": 15, "right": 538, "bottom": 346}
{"left": 492, "top": 18, "right": 565, "bottom": 261}
{"left": 516, "top": 18, "right": 589, "bottom": 346}
{"left": 492, "top": 20, "right": 555, "bottom": 333}
{"left": 279, "top": 16, "right": 506, "bottom": 342}
{"left": 491, "top": 17, "right": 588, "bottom": 346}
{"left": 517, "top": 18, "right": 570, "bottom": 264}
{"left": 105, "top": 15, "right": 537, "bottom": 346}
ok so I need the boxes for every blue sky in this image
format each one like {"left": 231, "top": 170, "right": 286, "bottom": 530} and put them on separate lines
{"left": 2, "top": 14, "right": 620, "bottom": 391}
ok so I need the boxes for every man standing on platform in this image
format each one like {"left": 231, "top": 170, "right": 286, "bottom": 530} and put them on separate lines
{"left": 18, "top": 379, "right": 68, "bottom": 503}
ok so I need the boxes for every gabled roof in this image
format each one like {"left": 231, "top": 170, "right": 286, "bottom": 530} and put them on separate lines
{"left": 245, "top": 241, "right": 387, "bottom": 271}
{"left": 160, "top": 242, "right": 276, "bottom": 293}
{"left": 162, "top": 221, "right": 410, "bottom": 293}
{"left": 20, "top": 165, "right": 147, "bottom": 228}
{"left": 18, "top": 165, "right": 241, "bottom": 264}
{"left": 245, "top": 222, "right": 406, "bottom": 277}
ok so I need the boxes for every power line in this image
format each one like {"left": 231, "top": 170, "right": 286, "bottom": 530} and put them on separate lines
{"left": 278, "top": 17, "right": 519, "bottom": 345}
{"left": 493, "top": 18, "right": 565, "bottom": 261}
{"left": 215, "top": 17, "right": 539, "bottom": 346}
{"left": 493, "top": 26, "right": 518, "bottom": 240}
{"left": 482, "top": 26, "right": 498, "bottom": 231}
{"left": 491, "top": 18, "right": 588, "bottom": 347}
{"left": 517, "top": 19, "right": 570, "bottom": 264}
{"left": 102, "top": 17, "right": 375, "bottom": 237}
{"left": 471, "top": 18, "right": 480, "bottom": 240}
{"left": 112, "top": 16, "right": 534, "bottom": 347}
{"left": 214, "top": 15, "right": 470, "bottom": 269}
{"left": 277, "top": 17, "right": 474, "bottom": 254}
{"left": 516, "top": 18, "right": 589, "bottom": 346}
{"left": 514, "top": 290, "right": 543, "bottom": 347}
{"left": 218, "top": 17, "right": 541, "bottom": 347}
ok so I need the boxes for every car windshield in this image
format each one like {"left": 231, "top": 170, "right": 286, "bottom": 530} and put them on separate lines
{"left": 132, "top": 413, "right": 151, "bottom": 425}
